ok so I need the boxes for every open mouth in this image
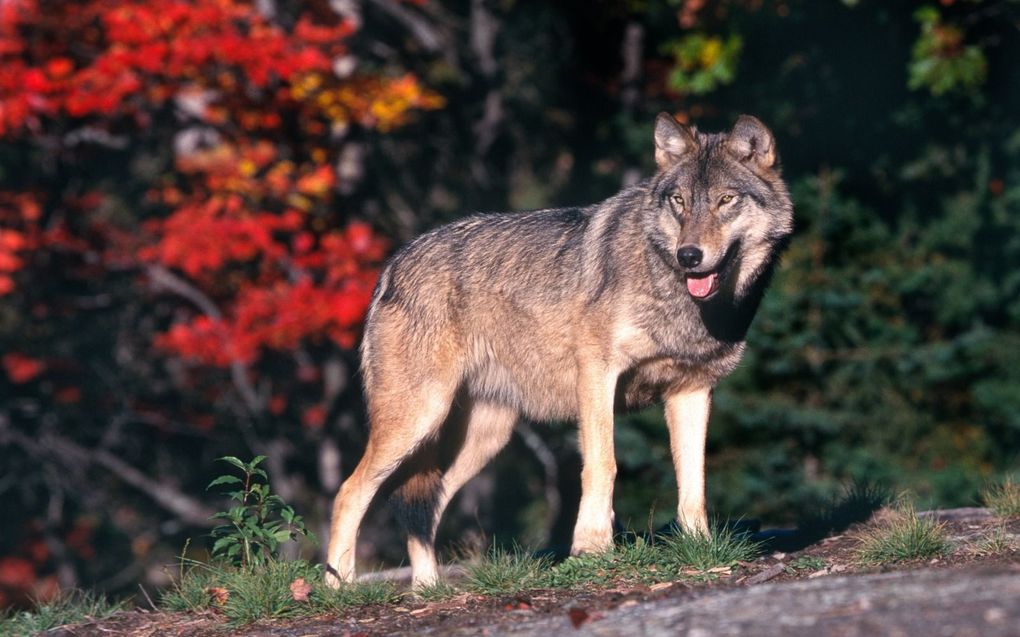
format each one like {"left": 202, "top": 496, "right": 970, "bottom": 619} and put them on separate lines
{"left": 685, "top": 271, "right": 719, "bottom": 299}
{"left": 684, "top": 244, "right": 736, "bottom": 300}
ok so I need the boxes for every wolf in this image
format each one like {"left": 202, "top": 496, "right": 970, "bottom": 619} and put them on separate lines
{"left": 325, "top": 113, "right": 794, "bottom": 589}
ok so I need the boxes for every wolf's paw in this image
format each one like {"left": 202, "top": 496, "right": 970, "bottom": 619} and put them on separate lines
{"left": 677, "top": 507, "right": 710, "bottom": 536}
{"left": 323, "top": 564, "right": 352, "bottom": 589}
{"left": 570, "top": 526, "right": 615, "bottom": 555}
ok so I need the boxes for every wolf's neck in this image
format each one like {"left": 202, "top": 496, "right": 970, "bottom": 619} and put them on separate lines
{"left": 697, "top": 246, "right": 782, "bottom": 344}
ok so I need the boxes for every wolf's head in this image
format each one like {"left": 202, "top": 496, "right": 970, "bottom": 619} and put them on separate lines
{"left": 645, "top": 113, "right": 793, "bottom": 302}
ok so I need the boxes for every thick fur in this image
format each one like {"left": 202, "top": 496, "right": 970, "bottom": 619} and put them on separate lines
{"left": 326, "top": 114, "right": 794, "bottom": 588}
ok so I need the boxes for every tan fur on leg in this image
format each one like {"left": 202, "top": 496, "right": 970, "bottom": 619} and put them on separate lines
{"left": 325, "top": 382, "right": 456, "bottom": 588}
{"left": 664, "top": 387, "right": 712, "bottom": 535}
{"left": 406, "top": 402, "right": 517, "bottom": 588}
{"left": 570, "top": 364, "right": 618, "bottom": 555}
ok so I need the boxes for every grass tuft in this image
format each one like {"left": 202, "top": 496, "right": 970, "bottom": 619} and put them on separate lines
{"left": 854, "top": 504, "right": 950, "bottom": 565}
{"left": 545, "top": 538, "right": 663, "bottom": 588}
{"left": 982, "top": 476, "right": 1020, "bottom": 519}
{"left": 216, "top": 559, "right": 319, "bottom": 625}
{"left": 660, "top": 526, "right": 761, "bottom": 573}
{"left": 160, "top": 558, "right": 221, "bottom": 612}
{"left": 413, "top": 580, "right": 460, "bottom": 602}
{"left": 463, "top": 545, "right": 551, "bottom": 595}
{"left": 0, "top": 590, "right": 123, "bottom": 636}
{"left": 313, "top": 578, "right": 398, "bottom": 612}
{"left": 969, "top": 525, "right": 1017, "bottom": 557}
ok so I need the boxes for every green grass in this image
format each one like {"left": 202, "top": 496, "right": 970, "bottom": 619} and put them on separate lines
{"left": 785, "top": 555, "right": 827, "bottom": 573}
{"left": 414, "top": 580, "right": 460, "bottom": 602}
{"left": 970, "top": 525, "right": 1017, "bottom": 557}
{"left": 982, "top": 477, "right": 1020, "bottom": 519}
{"left": 153, "top": 525, "right": 759, "bottom": 623}
{"left": 161, "top": 558, "right": 397, "bottom": 626}
{"left": 161, "top": 557, "right": 221, "bottom": 612}
{"left": 463, "top": 545, "right": 552, "bottom": 595}
{"left": 311, "top": 577, "right": 397, "bottom": 612}
{"left": 660, "top": 526, "right": 760, "bottom": 573}
{"left": 854, "top": 505, "right": 951, "bottom": 565}
{"left": 0, "top": 590, "right": 123, "bottom": 637}
{"left": 545, "top": 538, "right": 665, "bottom": 588}
{"left": 472, "top": 528, "right": 761, "bottom": 593}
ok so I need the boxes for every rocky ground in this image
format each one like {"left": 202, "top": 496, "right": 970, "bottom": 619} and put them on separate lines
{"left": 48, "top": 509, "right": 1020, "bottom": 637}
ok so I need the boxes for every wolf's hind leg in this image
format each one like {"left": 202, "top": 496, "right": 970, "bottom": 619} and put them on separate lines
{"left": 325, "top": 382, "right": 456, "bottom": 588}
{"left": 392, "top": 401, "right": 517, "bottom": 589}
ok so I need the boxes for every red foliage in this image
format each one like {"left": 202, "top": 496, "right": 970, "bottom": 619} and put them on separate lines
{"left": 0, "top": 0, "right": 441, "bottom": 376}
{"left": 0, "top": 524, "right": 61, "bottom": 609}
{"left": 2, "top": 352, "right": 44, "bottom": 383}
{"left": 0, "top": 0, "right": 442, "bottom": 606}
{"left": 0, "top": 192, "right": 41, "bottom": 295}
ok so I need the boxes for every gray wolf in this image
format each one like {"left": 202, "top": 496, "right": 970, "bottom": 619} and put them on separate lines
{"left": 325, "top": 113, "right": 794, "bottom": 588}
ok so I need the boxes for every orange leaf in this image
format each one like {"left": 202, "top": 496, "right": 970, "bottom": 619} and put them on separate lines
{"left": 208, "top": 587, "right": 230, "bottom": 605}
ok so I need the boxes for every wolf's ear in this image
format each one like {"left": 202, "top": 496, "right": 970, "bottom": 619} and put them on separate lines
{"left": 726, "top": 115, "right": 776, "bottom": 171}
{"left": 654, "top": 112, "right": 697, "bottom": 170}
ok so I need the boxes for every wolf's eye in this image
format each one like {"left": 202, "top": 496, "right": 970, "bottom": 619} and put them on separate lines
{"left": 718, "top": 194, "right": 734, "bottom": 206}
{"left": 671, "top": 194, "right": 685, "bottom": 210}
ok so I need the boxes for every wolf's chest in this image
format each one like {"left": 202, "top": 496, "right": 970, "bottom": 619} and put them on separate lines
{"left": 610, "top": 314, "right": 745, "bottom": 411}
{"left": 615, "top": 343, "right": 744, "bottom": 411}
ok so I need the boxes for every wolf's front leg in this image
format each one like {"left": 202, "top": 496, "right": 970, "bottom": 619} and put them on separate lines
{"left": 571, "top": 367, "right": 619, "bottom": 555}
{"left": 665, "top": 387, "right": 712, "bottom": 535}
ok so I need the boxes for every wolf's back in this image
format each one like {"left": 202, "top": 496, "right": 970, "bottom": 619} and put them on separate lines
{"left": 359, "top": 204, "right": 623, "bottom": 419}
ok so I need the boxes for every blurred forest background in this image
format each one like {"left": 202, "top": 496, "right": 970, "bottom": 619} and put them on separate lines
{"left": 1, "top": 0, "right": 1018, "bottom": 608}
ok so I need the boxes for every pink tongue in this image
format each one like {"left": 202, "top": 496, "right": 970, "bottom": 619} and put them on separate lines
{"left": 686, "top": 273, "right": 717, "bottom": 298}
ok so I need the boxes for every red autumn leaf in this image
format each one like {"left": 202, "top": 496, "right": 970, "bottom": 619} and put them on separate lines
{"left": 289, "top": 577, "right": 312, "bottom": 602}
{"left": 2, "top": 352, "right": 44, "bottom": 383}
{"left": 302, "top": 404, "right": 327, "bottom": 430}
{"left": 0, "top": 557, "right": 36, "bottom": 589}
{"left": 45, "top": 57, "right": 74, "bottom": 78}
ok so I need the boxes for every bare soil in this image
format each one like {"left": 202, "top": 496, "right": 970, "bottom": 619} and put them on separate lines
{"left": 50, "top": 509, "right": 1020, "bottom": 637}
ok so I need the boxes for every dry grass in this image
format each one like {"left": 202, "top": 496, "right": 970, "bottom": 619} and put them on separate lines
{"left": 854, "top": 504, "right": 950, "bottom": 565}
{"left": 982, "top": 477, "right": 1020, "bottom": 519}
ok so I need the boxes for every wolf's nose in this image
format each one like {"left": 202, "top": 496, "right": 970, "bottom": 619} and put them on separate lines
{"left": 677, "top": 245, "right": 703, "bottom": 268}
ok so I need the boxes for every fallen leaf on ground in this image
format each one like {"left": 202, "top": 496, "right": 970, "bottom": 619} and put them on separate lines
{"left": 504, "top": 598, "right": 532, "bottom": 611}
{"left": 207, "top": 587, "right": 229, "bottom": 605}
{"left": 568, "top": 607, "right": 590, "bottom": 628}
{"left": 649, "top": 582, "right": 673, "bottom": 591}
{"left": 681, "top": 566, "right": 730, "bottom": 576}
{"left": 290, "top": 577, "right": 312, "bottom": 602}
